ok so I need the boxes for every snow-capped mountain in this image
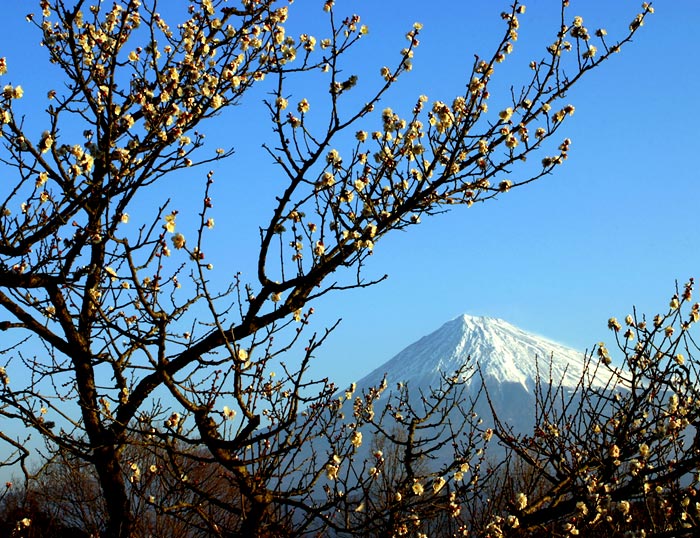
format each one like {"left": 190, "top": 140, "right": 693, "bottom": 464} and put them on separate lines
{"left": 296, "top": 316, "right": 616, "bottom": 496}
{"left": 356, "top": 314, "right": 609, "bottom": 396}
{"left": 350, "top": 314, "right": 616, "bottom": 435}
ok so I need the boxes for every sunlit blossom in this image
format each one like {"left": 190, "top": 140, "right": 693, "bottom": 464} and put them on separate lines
{"left": 172, "top": 233, "right": 186, "bottom": 249}
{"left": 350, "top": 430, "right": 362, "bottom": 448}
{"left": 164, "top": 214, "right": 176, "bottom": 233}
{"left": 433, "top": 477, "right": 446, "bottom": 493}
{"left": 412, "top": 480, "right": 424, "bottom": 495}
{"left": 608, "top": 317, "right": 621, "bottom": 331}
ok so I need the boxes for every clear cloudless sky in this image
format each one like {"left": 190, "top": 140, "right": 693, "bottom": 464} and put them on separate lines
{"left": 0, "top": 0, "right": 697, "bottom": 393}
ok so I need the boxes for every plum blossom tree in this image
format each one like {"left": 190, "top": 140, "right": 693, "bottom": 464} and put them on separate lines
{"left": 0, "top": 0, "right": 654, "bottom": 536}
{"left": 464, "top": 280, "right": 700, "bottom": 537}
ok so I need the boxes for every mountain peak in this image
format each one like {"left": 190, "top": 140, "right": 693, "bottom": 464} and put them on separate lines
{"left": 356, "top": 314, "right": 604, "bottom": 393}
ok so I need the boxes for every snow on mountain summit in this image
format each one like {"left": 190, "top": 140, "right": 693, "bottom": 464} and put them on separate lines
{"left": 355, "top": 314, "right": 607, "bottom": 394}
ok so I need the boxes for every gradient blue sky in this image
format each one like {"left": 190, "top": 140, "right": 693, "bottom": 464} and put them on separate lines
{"left": 0, "top": 1, "right": 696, "bottom": 392}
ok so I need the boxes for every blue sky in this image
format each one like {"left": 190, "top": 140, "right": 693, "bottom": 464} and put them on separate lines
{"left": 0, "top": 0, "right": 696, "bottom": 393}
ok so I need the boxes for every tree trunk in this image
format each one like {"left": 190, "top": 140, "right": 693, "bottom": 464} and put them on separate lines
{"left": 93, "top": 446, "right": 134, "bottom": 538}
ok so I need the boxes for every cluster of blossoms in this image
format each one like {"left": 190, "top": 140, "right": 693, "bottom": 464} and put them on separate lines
{"left": 2, "top": 84, "right": 23, "bottom": 100}
{"left": 453, "top": 461, "right": 470, "bottom": 482}
{"left": 21, "top": 0, "right": 296, "bottom": 223}
{"left": 222, "top": 405, "right": 236, "bottom": 420}
{"left": 14, "top": 518, "right": 31, "bottom": 532}
{"left": 326, "top": 454, "right": 341, "bottom": 481}
{"left": 164, "top": 412, "right": 181, "bottom": 429}
{"left": 351, "top": 381, "right": 386, "bottom": 422}
{"left": 542, "top": 4, "right": 652, "bottom": 65}
{"left": 411, "top": 479, "right": 424, "bottom": 496}
{"left": 128, "top": 461, "right": 141, "bottom": 483}
{"left": 350, "top": 430, "right": 363, "bottom": 448}
{"left": 493, "top": 7, "right": 524, "bottom": 63}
